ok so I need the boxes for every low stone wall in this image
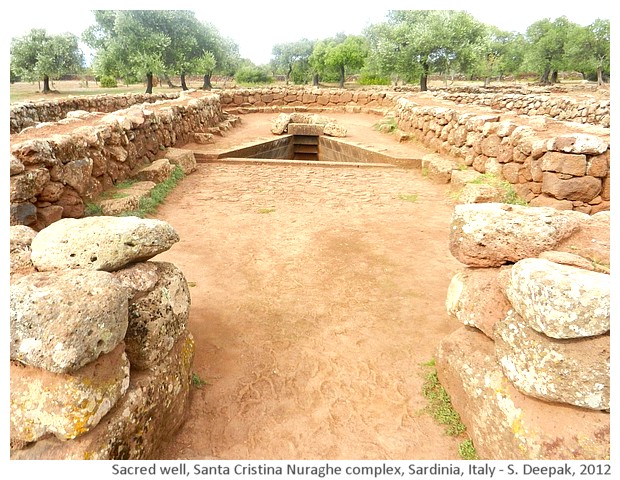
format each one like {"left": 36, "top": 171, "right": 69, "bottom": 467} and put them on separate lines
{"left": 431, "top": 90, "right": 610, "bottom": 127}
{"left": 10, "top": 216, "right": 194, "bottom": 459}
{"left": 9, "top": 88, "right": 611, "bottom": 227}
{"left": 440, "top": 203, "right": 610, "bottom": 460}
{"left": 10, "top": 91, "right": 224, "bottom": 231}
{"left": 10, "top": 92, "right": 181, "bottom": 134}
{"left": 394, "top": 98, "right": 610, "bottom": 213}
{"left": 218, "top": 86, "right": 399, "bottom": 112}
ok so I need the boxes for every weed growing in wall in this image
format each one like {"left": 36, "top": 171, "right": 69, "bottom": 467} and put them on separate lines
{"left": 191, "top": 372, "right": 208, "bottom": 389}
{"left": 120, "top": 166, "right": 186, "bottom": 218}
{"left": 420, "top": 358, "right": 478, "bottom": 460}
{"left": 471, "top": 173, "right": 527, "bottom": 206}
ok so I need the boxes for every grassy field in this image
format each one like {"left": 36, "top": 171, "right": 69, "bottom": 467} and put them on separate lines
{"left": 10, "top": 77, "right": 605, "bottom": 105}
{"left": 9, "top": 79, "right": 201, "bottom": 104}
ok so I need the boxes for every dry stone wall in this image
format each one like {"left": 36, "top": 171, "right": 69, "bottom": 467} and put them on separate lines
{"left": 218, "top": 86, "right": 399, "bottom": 113}
{"left": 431, "top": 89, "right": 610, "bottom": 127}
{"left": 10, "top": 91, "right": 223, "bottom": 231}
{"left": 10, "top": 216, "right": 194, "bottom": 459}
{"left": 8, "top": 87, "right": 612, "bottom": 461}
{"left": 441, "top": 203, "right": 610, "bottom": 460}
{"left": 394, "top": 98, "right": 610, "bottom": 213}
{"left": 10, "top": 92, "right": 181, "bottom": 134}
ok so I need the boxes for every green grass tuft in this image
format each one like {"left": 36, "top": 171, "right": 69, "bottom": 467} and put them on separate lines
{"left": 374, "top": 117, "right": 398, "bottom": 134}
{"left": 84, "top": 202, "right": 103, "bottom": 216}
{"left": 114, "top": 179, "right": 138, "bottom": 189}
{"left": 258, "top": 208, "right": 276, "bottom": 214}
{"left": 398, "top": 193, "right": 418, "bottom": 203}
{"left": 458, "top": 439, "right": 479, "bottom": 460}
{"left": 470, "top": 173, "right": 528, "bottom": 205}
{"left": 421, "top": 358, "right": 478, "bottom": 459}
{"left": 191, "top": 372, "right": 208, "bottom": 389}
{"left": 119, "top": 166, "right": 185, "bottom": 218}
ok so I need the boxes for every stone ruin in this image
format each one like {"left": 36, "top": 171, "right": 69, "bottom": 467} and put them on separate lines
{"left": 442, "top": 203, "right": 610, "bottom": 459}
{"left": 8, "top": 85, "right": 611, "bottom": 459}
{"left": 10, "top": 216, "right": 193, "bottom": 459}
{"left": 270, "top": 112, "right": 348, "bottom": 137}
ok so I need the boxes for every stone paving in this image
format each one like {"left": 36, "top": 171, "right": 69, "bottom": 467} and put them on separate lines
{"left": 154, "top": 157, "right": 464, "bottom": 459}
{"left": 185, "top": 161, "right": 450, "bottom": 214}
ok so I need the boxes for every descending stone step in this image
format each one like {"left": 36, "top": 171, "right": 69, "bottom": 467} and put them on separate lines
{"left": 292, "top": 135, "right": 320, "bottom": 145}
{"left": 293, "top": 153, "right": 319, "bottom": 161}
{"left": 293, "top": 145, "right": 319, "bottom": 154}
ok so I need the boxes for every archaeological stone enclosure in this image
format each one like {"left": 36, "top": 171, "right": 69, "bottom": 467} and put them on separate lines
{"left": 9, "top": 85, "right": 610, "bottom": 460}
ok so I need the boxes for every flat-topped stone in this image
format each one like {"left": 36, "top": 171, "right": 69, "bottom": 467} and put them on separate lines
{"left": 288, "top": 123, "right": 324, "bottom": 136}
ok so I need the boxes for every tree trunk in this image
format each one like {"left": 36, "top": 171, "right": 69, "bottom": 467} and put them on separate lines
{"left": 597, "top": 67, "right": 603, "bottom": 85}
{"left": 145, "top": 72, "right": 154, "bottom": 94}
{"left": 312, "top": 73, "right": 319, "bottom": 86}
{"left": 163, "top": 74, "right": 178, "bottom": 88}
{"left": 286, "top": 65, "right": 292, "bottom": 85}
{"left": 202, "top": 73, "right": 213, "bottom": 90}
{"left": 180, "top": 73, "right": 189, "bottom": 91}
{"left": 419, "top": 74, "right": 428, "bottom": 91}
{"left": 419, "top": 60, "right": 429, "bottom": 92}
{"left": 539, "top": 65, "right": 551, "bottom": 84}
{"left": 338, "top": 65, "right": 345, "bottom": 88}
{"left": 42, "top": 75, "right": 51, "bottom": 93}
{"left": 550, "top": 70, "right": 558, "bottom": 83}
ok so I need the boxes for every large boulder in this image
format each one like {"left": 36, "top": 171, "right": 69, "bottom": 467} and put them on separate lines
{"left": 134, "top": 158, "right": 173, "bottom": 183}
{"left": 163, "top": 147, "right": 197, "bottom": 174}
{"left": 323, "top": 123, "right": 347, "bottom": 137}
{"left": 10, "top": 270, "right": 128, "bottom": 373}
{"left": 541, "top": 172, "right": 602, "bottom": 202}
{"left": 113, "top": 262, "right": 191, "bottom": 370}
{"left": 271, "top": 113, "right": 291, "bottom": 134}
{"left": 10, "top": 343, "right": 130, "bottom": 443}
{"left": 30, "top": 216, "right": 179, "bottom": 272}
{"left": 421, "top": 153, "right": 459, "bottom": 184}
{"left": 449, "top": 203, "right": 586, "bottom": 267}
{"left": 11, "top": 332, "right": 195, "bottom": 460}
{"left": 504, "top": 258, "right": 610, "bottom": 339}
{"left": 556, "top": 210, "right": 610, "bottom": 266}
{"left": 436, "top": 326, "right": 610, "bottom": 460}
{"left": 495, "top": 311, "right": 610, "bottom": 410}
{"left": 10, "top": 225, "right": 37, "bottom": 277}
{"left": 455, "top": 183, "right": 504, "bottom": 204}
{"left": 445, "top": 267, "right": 511, "bottom": 339}
{"left": 547, "top": 134, "right": 608, "bottom": 155}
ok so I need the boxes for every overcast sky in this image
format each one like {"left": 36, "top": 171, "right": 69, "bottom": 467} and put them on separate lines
{"left": 5, "top": 0, "right": 612, "bottom": 66}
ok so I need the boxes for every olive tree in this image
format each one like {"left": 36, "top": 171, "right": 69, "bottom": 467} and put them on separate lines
{"left": 364, "top": 11, "right": 486, "bottom": 91}
{"left": 310, "top": 34, "right": 368, "bottom": 88}
{"left": 11, "top": 29, "right": 84, "bottom": 93}
{"left": 564, "top": 19, "right": 610, "bottom": 84}
{"left": 272, "top": 38, "right": 315, "bottom": 85}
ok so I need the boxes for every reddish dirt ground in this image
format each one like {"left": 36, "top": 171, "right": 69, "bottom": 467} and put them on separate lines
{"left": 152, "top": 112, "right": 467, "bottom": 459}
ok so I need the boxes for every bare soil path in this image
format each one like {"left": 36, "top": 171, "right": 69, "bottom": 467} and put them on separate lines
{"left": 152, "top": 112, "right": 465, "bottom": 459}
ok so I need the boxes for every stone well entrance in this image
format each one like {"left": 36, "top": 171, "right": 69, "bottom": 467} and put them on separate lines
{"left": 130, "top": 111, "right": 465, "bottom": 459}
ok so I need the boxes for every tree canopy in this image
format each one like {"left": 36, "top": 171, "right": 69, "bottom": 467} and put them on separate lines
{"left": 11, "top": 28, "right": 84, "bottom": 92}
{"left": 11, "top": 10, "right": 611, "bottom": 92}
{"left": 309, "top": 34, "right": 368, "bottom": 87}
{"left": 271, "top": 38, "right": 314, "bottom": 85}
{"left": 83, "top": 10, "right": 239, "bottom": 92}
{"left": 365, "top": 11, "right": 487, "bottom": 90}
